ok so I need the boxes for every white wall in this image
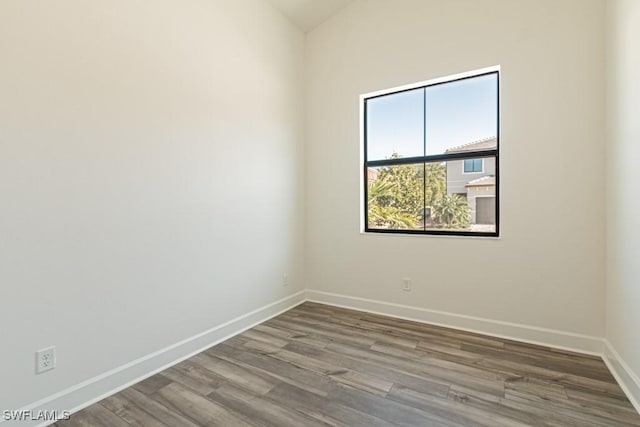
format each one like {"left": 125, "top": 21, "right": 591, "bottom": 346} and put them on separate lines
{"left": 2, "top": 0, "right": 626, "bottom": 415}
{"left": 0, "top": 0, "right": 304, "bottom": 411}
{"left": 606, "top": 0, "right": 640, "bottom": 391}
{"left": 305, "top": 0, "right": 606, "bottom": 337}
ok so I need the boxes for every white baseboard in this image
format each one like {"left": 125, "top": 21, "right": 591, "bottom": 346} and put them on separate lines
{"left": 602, "top": 340, "right": 640, "bottom": 414}
{"left": 10, "top": 288, "right": 640, "bottom": 425}
{"left": 306, "top": 290, "right": 604, "bottom": 356}
{"left": 9, "top": 290, "right": 306, "bottom": 427}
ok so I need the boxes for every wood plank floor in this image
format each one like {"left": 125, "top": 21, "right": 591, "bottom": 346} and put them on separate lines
{"left": 55, "top": 302, "right": 640, "bottom": 426}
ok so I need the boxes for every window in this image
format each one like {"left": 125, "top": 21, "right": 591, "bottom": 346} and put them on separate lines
{"left": 362, "top": 69, "right": 499, "bottom": 236}
{"left": 464, "top": 159, "right": 483, "bottom": 173}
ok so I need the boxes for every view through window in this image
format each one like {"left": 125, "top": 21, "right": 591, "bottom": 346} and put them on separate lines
{"left": 363, "top": 70, "right": 499, "bottom": 236}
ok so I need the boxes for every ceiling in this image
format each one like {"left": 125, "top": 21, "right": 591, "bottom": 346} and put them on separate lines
{"left": 267, "top": 0, "right": 354, "bottom": 32}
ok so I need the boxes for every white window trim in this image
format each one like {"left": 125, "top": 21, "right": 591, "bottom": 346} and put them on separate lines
{"left": 358, "top": 65, "right": 500, "bottom": 235}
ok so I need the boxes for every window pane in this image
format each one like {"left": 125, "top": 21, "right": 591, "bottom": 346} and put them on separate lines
{"left": 366, "top": 88, "right": 424, "bottom": 161}
{"left": 464, "top": 158, "right": 483, "bottom": 173}
{"left": 424, "top": 156, "right": 496, "bottom": 233}
{"left": 426, "top": 74, "right": 498, "bottom": 156}
{"left": 463, "top": 159, "right": 473, "bottom": 173}
{"left": 367, "top": 163, "right": 424, "bottom": 230}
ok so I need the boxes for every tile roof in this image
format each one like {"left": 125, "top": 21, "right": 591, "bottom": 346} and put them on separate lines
{"left": 465, "top": 175, "right": 496, "bottom": 187}
{"left": 445, "top": 137, "right": 497, "bottom": 153}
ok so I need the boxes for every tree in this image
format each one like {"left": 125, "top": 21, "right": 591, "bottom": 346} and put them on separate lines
{"left": 431, "top": 194, "right": 470, "bottom": 229}
{"left": 368, "top": 169, "right": 422, "bottom": 229}
{"left": 368, "top": 204, "right": 419, "bottom": 229}
{"left": 367, "top": 153, "right": 470, "bottom": 230}
{"left": 424, "top": 163, "right": 446, "bottom": 207}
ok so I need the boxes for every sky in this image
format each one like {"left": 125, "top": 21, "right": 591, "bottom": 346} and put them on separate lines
{"left": 366, "top": 73, "right": 498, "bottom": 161}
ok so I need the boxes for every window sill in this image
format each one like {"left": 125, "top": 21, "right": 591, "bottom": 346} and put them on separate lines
{"left": 360, "top": 230, "right": 500, "bottom": 240}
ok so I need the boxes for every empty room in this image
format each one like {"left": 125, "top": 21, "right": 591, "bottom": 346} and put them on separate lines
{"left": 1, "top": 0, "right": 639, "bottom": 425}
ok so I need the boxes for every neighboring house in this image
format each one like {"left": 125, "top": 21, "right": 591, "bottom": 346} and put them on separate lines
{"left": 367, "top": 167, "right": 379, "bottom": 184}
{"left": 445, "top": 137, "right": 497, "bottom": 226}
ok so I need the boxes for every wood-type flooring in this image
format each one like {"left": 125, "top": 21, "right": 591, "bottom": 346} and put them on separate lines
{"left": 55, "top": 302, "right": 640, "bottom": 426}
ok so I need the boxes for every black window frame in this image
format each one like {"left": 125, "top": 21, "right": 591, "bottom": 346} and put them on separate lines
{"left": 363, "top": 70, "right": 500, "bottom": 237}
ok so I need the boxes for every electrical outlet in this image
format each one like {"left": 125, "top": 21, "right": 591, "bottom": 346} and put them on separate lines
{"left": 402, "top": 278, "right": 412, "bottom": 292}
{"left": 36, "top": 346, "right": 56, "bottom": 374}
{"left": 282, "top": 273, "right": 289, "bottom": 287}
